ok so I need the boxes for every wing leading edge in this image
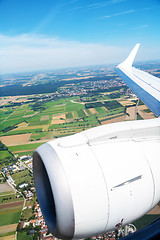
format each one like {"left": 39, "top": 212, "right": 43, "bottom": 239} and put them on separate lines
{"left": 116, "top": 44, "right": 160, "bottom": 117}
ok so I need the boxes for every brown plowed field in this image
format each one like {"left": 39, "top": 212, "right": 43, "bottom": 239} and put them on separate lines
{"left": 13, "top": 149, "right": 34, "bottom": 153}
{"left": 0, "top": 201, "right": 23, "bottom": 210}
{"left": 101, "top": 115, "right": 125, "bottom": 125}
{"left": 147, "top": 204, "right": 160, "bottom": 215}
{"left": 0, "top": 183, "right": 13, "bottom": 193}
{"left": 0, "top": 134, "right": 31, "bottom": 146}
{"left": 138, "top": 105, "right": 155, "bottom": 119}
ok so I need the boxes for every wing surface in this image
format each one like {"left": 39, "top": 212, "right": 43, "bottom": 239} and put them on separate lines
{"left": 116, "top": 44, "right": 160, "bottom": 117}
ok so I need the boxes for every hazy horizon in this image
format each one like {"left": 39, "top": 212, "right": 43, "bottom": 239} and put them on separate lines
{"left": 0, "top": 0, "right": 160, "bottom": 74}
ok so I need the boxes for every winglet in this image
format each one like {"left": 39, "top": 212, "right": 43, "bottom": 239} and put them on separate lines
{"left": 117, "top": 43, "right": 140, "bottom": 70}
{"left": 115, "top": 43, "right": 160, "bottom": 117}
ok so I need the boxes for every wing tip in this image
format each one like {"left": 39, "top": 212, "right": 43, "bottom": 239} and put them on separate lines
{"left": 117, "top": 43, "right": 140, "bottom": 70}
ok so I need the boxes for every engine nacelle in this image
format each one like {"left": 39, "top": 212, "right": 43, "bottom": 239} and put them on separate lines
{"left": 33, "top": 118, "right": 160, "bottom": 239}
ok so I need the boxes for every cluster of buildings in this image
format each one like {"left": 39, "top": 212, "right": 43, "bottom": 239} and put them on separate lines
{"left": 5, "top": 155, "right": 56, "bottom": 239}
{"left": 2, "top": 164, "right": 19, "bottom": 174}
{"left": 20, "top": 202, "right": 56, "bottom": 240}
{"left": 27, "top": 71, "right": 126, "bottom": 101}
{"left": 58, "top": 77, "right": 126, "bottom": 98}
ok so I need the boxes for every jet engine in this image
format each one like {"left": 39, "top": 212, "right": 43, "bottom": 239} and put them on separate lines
{"left": 33, "top": 118, "right": 160, "bottom": 239}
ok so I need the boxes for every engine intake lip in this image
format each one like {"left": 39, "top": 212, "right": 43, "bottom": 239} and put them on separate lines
{"left": 33, "top": 142, "right": 75, "bottom": 239}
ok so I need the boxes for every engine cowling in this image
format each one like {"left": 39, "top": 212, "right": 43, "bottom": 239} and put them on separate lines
{"left": 33, "top": 118, "right": 160, "bottom": 239}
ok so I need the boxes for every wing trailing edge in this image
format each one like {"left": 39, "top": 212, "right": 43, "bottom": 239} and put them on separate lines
{"left": 116, "top": 44, "right": 160, "bottom": 117}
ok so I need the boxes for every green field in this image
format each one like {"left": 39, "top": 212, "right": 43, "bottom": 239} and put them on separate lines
{"left": 77, "top": 109, "right": 86, "bottom": 118}
{"left": 0, "top": 210, "right": 21, "bottom": 226}
{"left": 15, "top": 151, "right": 34, "bottom": 157}
{"left": 133, "top": 214, "right": 160, "bottom": 230}
{"left": 0, "top": 150, "right": 12, "bottom": 160}
{"left": 95, "top": 107, "right": 107, "bottom": 114}
{"left": 0, "top": 128, "right": 43, "bottom": 136}
{"left": 0, "top": 191, "right": 23, "bottom": 227}
{"left": 0, "top": 96, "right": 127, "bottom": 156}
{"left": 0, "top": 231, "right": 15, "bottom": 238}
{"left": 0, "top": 105, "right": 35, "bottom": 134}
{"left": 8, "top": 142, "right": 45, "bottom": 153}
{"left": 66, "top": 112, "right": 73, "bottom": 119}
{"left": 0, "top": 193, "right": 23, "bottom": 204}
{"left": 12, "top": 170, "right": 32, "bottom": 186}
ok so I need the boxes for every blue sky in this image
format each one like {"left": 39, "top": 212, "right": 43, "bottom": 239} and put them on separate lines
{"left": 0, "top": 0, "right": 160, "bottom": 73}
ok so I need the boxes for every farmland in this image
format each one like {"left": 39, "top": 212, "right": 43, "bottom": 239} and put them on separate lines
{"left": 0, "top": 90, "right": 156, "bottom": 158}
{"left": 0, "top": 65, "right": 158, "bottom": 239}
{"left": 0, "top": 183, "right": 23, "bottom": 237}
{"left": 0, "top": 94, "right": 128, "bottom": 155}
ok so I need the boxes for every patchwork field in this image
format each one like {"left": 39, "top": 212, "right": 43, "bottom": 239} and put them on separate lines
{"left": 0, "top": 208, "right": 21, "bottom": 226}
{"left": 138, "top": 105, "right": 155, "bottom": 119}
{"left": 0, "top": 182, "right": 23, "bottom": 238}
{"left": 0, "top": 95, "right": 155, "bottom": 157}
{"left": 8, "top": 142, "right": 45, "bottom": 155}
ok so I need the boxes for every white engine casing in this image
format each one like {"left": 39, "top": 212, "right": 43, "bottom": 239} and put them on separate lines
{"left": 33, "top": 118, "right": 160, "bottom": 239}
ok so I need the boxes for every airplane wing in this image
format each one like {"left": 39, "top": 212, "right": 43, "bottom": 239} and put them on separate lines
{"left": 116, "top": 44, "right": 160, "bottom": 117}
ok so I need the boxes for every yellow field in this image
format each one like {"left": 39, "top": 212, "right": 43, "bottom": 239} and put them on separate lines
{"left": 15, "top": 122, "right": 28, "bottom": 128}
{"left": 89, "top": 108, "right": 98, "bottom": 114}
{"left": 119, "top": 100, "right": 135, "bottom": 106}
{"left": 138, "top": 105, "right": 155, "bottom": 119}
{"left": 0, "top": 235, "right": 15, "bottom": 240}
{"left": 13, "top": 125, "right": 44, "bottom": 131}
{"left": 72, "top": 112, "right": 76, "bottom": 118}
{"left": 51, "top": 113, "right": 66, "bottom": 124}
{"left": 52, "top": 113, "right": 66, "bottom": 120}
{"left": 0, "top": 133, "right": 31, "bottom": 146}
{"left": 101, "top": 115, "right": 125, "bottom": 125}
{"left": 0, "top": 96, "right": 28, "bottom": 106}
{"left": 83, "top": 109, "right": 89, "bottom": 116}
{"left": 125, "top": 106, "right": 136, "bottom": 120}
{"left": 0, "top": 224, "right": 17, "bottom": 234}
{"left": 51, "top": 119, "right": 66, "bottom": 124}
{"left": 42, "top": 125, "right": 50, "bottom": 131}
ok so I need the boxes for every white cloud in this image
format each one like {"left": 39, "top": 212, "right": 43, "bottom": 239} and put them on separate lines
{"left": 0, "top": 34, "right": 159, "bottom": 74}
{"left": 133, "top": 25, "right": 148, "bottom": 29}
{"left": 0, "top": 34, "right": 126, "bottom": 74}
{"left": 100, "top": 9, "right": 135, "bottom": 19}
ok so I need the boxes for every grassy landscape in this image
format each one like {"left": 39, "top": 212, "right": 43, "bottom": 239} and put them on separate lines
{"left": 12, "top": 169, "right": 32, "bottom": 187}
{"left": 0, "top": 151, "right": 12, "bottom": 159}
{"left": 0, "top": 94, "right": 128, "bottom": 157}
{"left": 0, "top": 66, "right": 158, "bottom": 240}
{"left": 0, "top": 210, "right": 21, "bottom": 226}
{"left": 9, "top": 143, "right": 45, "bottom": 153}
{"left": 133, "top": 215, "right": 160, "bottom": 231}
{"left": 0, "top": 92, "right": 154, "bottom": 161}
{"left": 0, "top": 193, "right": 23, "bottom": 204}
{"left": 0, "top": 183, "right": 23, "bottom": 239}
